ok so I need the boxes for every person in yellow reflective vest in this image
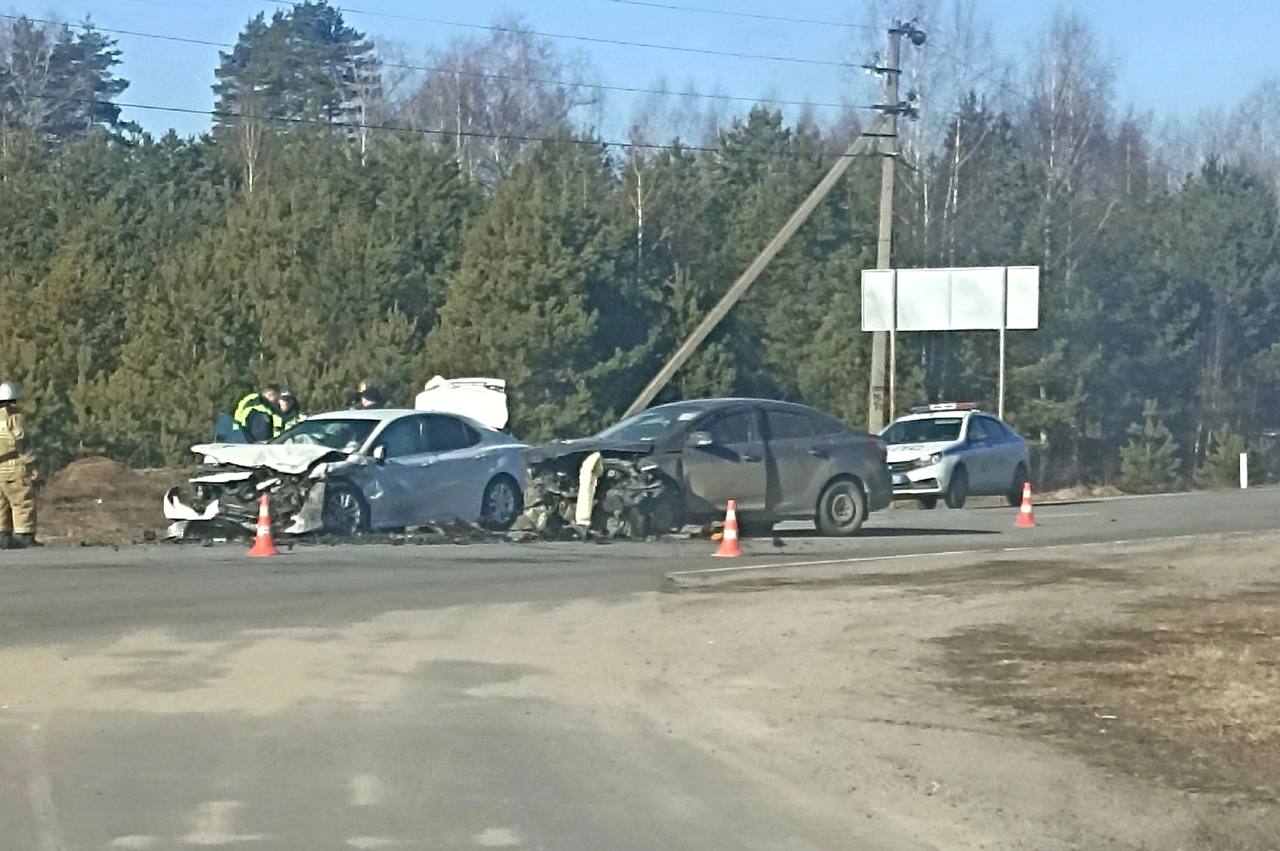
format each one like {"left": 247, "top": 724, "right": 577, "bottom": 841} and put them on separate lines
{"left": 233, "top": 385, "right": 281, "bottom": 443}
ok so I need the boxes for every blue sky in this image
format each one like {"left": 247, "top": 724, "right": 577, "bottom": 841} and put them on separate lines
{"left": 12, "top": 0, "right": 1279, "bottom": 138}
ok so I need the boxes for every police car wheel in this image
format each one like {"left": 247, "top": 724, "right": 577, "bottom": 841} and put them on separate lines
{"left": 945, "top": 467, "right": 969, "bottom": 509}
{"left": 816, "top": 479, "right": 867, "bottom": 536}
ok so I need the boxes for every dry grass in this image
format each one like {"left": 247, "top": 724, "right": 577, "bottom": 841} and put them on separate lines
{"left": 942, "top": 592, "right": 1280, "bottom": 798}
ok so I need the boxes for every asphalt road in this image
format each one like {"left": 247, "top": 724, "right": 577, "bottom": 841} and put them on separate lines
{"left": 2, "top": 488, "right": 1278, "bottom": 850}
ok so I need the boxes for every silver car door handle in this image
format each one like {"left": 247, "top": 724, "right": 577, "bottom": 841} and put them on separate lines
{"left": 741, "top": 453, "right": 762, "bottom": 462}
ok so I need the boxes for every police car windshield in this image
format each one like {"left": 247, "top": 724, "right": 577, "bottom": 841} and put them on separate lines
{"left": 883, "top": 417, "right": 963, "bottom": 445}
{"left": 271, "top": 419, "right": 378, "bottom": 452}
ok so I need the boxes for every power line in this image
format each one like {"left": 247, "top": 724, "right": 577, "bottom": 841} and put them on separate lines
{"left": 29, "top": 92, "right": 717, "bottom": 152}
{"left": 1, "top": 13, "right": 877, "bottom": 114}
{"left": 27, "top": 92, "right": 886, "bottom": 160}
{"left": 256, "top": 0, "right": 859, "bottom": 69}
{"left": 598, "top": 0, "right": 882, "bottom": 32}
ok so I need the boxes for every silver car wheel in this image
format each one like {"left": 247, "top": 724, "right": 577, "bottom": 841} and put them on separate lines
{"left": 323, "top": 486, "right": 366, "bottom": 535}
{"left": 482, "top": 477, "right": 520, "bottom": 530}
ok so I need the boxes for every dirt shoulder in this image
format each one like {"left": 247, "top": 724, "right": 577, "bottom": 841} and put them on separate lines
{"left": 4, "top": 532, "right": 1277, "bottom": 848}
{"left": 655, "top": 533, "right": 1280, "bottom": 850}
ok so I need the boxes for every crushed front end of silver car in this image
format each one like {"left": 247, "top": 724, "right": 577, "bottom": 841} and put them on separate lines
{"left": 516, "top": 441, "right": 679, "bottom": 539}
{"left": 163, "top": 444, "right": 374, "bottom": 539}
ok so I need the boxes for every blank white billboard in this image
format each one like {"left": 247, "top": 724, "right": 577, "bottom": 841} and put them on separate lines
{"left": 860, "top": 266, "right": 1040, "bottom": 331}
{"left": 1006, "top": 266, "right": 1040, "bottom": 330}
{"left": 860, "top": 269, "right": 895, "bottom": 332}
{"left": 896, "top": 269, "right": 952, "bottom": 331}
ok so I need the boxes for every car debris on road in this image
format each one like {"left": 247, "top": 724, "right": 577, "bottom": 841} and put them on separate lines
{"left": 516, "top": 441, "right": 679, "bottom": 540}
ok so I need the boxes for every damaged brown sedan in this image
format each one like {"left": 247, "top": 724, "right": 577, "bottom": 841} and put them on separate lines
{"left": 519, "top": 398, "right": 891, "bottom": 538}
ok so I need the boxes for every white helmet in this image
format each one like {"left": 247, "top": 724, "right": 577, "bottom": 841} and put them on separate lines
{"left": 0, "top": 382, "right": 20, "bottom": 402}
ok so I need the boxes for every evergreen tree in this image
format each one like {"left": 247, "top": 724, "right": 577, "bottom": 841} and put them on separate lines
{"left": 1194, "top": 429, "right": 1246, "bottom": 490}
{"left": 426, "top": 139, "right": 634, "bottom": 441}
{"left": 213, "top": 2, "right": 378, "bottom": 126}
{"left": 1119, "top": 401, "right": 1181, "bottom": 494}
{"left": 0, "top": 17, "right": 132, "bottom": 146}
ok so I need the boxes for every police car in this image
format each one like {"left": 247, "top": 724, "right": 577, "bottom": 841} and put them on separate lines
{"left": 880, "top": 403, "right": 1031, "bottom": 509}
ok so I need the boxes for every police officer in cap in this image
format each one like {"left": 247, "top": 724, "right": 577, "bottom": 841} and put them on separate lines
{"left": 0, "top": 381, "right": 38, "bottom": 549}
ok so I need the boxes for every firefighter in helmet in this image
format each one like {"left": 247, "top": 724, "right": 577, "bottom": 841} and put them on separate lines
{"left": 0, "top": 381, "right": 37, "bottom": 549}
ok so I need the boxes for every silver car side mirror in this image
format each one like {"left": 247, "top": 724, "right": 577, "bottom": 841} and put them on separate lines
{"left": 372, "top": 445, "right": 387, "bottom": 463}
{"left": 688, "top": 431, "right": 714, "bottom": 448}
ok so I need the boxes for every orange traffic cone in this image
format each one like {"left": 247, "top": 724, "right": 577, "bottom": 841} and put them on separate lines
{"left": 248, "top": 494, "right": 279, "bottom": 557}
{"left": 712, "top": 499, "right": 743, "bottom": 558}
{"left": 1015, "top": 481, "right": 1036, "bottom": 528}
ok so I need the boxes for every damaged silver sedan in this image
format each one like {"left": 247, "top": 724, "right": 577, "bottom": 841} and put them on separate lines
{"left": 164, "top": 409, "right": 527, "bottom": 538}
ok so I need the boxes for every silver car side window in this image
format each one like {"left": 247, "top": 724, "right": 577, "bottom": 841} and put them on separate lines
{"left": 377, "top": 417, "right": 426, "bottom": 459}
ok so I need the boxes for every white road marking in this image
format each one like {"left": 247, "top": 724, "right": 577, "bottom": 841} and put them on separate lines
{"left": 25, "top": 722, "right": 66, "bottom": 851}
{"left": 474, "top": 827, "right": 522, "bottom": 847}
{"left": 349, "top": 774, "right": 384, "bottom": 808}
{"left": 183, "top": 801, "right": 264, "bottom": 846}
{"left": 346, "top": 838, "right": 399, "bottom": 849}
{"left": 110, "top": 837, "right": 158, "bottom": 849}
{"left": 667, "top": 531, "right": 1257, "bottom": 579}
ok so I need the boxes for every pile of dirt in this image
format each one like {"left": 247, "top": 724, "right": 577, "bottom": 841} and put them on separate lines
{"left": 38, "top": 457, "right": 186, "bottom": 546}
{"left": 1040, "top": 483, "right": 1126, "bottom": 501}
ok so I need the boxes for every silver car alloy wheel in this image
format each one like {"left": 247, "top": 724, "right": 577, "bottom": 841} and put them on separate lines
{"left": 485, "top": 479, "right": 519, "bottom": 528}
{"left": 326, "top": 489, "right": 364, "bottom": 535}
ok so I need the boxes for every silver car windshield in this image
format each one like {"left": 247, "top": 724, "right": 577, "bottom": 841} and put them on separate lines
{"left": 597, "top": 404, "right": 711, "bottom": 442}
{"left": 883, "top": 418, "right": 962, "bottom": 445}
{"left": 271, "top": 419, "right": 378, "bottom": 453}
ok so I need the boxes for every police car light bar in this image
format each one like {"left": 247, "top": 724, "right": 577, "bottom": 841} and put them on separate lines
{"left": 908, "top": 402, "right": 981, "bottom": 414}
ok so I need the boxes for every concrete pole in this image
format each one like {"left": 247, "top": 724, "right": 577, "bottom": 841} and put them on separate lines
{"left": 622, "top": 115, "right": 889, "bottom": 419}
{"left": 867, "top": 24, "right": 903, "bottom": 433}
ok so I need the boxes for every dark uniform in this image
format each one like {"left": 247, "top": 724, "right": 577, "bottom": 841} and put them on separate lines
{"left": 233, "top": 392, "right": 278, "bottom": 443}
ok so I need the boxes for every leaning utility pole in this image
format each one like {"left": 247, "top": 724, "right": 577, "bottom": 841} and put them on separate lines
{"left": 622, "top": 113, "right": 890, "bottom": 419}
{"left": 867, "top": 22, "right": 914, "bottom": 433}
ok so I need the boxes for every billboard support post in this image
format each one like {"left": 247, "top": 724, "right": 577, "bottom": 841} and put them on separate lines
{"left": 999, "top": 267, "right": 1008, "bottom": 420}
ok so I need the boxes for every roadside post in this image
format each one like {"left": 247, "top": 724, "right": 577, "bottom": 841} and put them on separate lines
{"left": 1241, "top": 453, "right": 1249, "bottom": 490}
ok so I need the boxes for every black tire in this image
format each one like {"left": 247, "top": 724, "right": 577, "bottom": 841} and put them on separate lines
{"left": 480, "top": 475, "right": 523, "bottom": 531}
{"left": 1007, "top": 464, "right": 1030, "bottom": 508}
{"left": 646, "top": 486, "right": 684, "bottom": 536}
{"left": 945, "top": 466, "right": 969, "bottom": 510}
{"left": 918, "top": 495, "right": 939, "bottom": 510}
{"left": 815, "top": 478, "right": 867, "bottom": 537}
{"left": 322, "top": 481, "right": 370, "bottom": 536}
